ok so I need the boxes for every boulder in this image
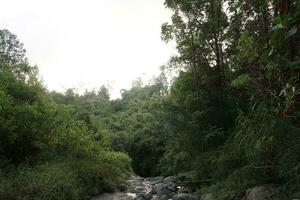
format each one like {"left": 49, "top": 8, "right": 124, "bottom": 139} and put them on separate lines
{"left": 164, "top": 176, "right": 176, "bottom": 182}
{"left": 157, "top": 187, "right": 176, "bottom": 196}
{"left": 135, "top": 192, "right": 153, "bottom": 200}
{"left": 147, "top": 177, "right": 164, "bottom": 185}
{"left": 155, "top": 194, "right": 174, "bottom": 200}
{"left": 172, "top": 193, "right": 199, "bottom": 200}
{"left": 178, "top": 186, "right": 192, "bottom": 194}
{"left": 152, "top": 181, "right": 176, "bottom": 193}
{"left": 152, "top": 183, "right": 164, "bottom": 194}
{"left": 135, "top": 197, "right": 145, "bottom": 200}
{"left": 128, "top": 185, "right": 146, "bottom": 193}
{"left": 243, "top": 185, "right": 287, "bottom": 200}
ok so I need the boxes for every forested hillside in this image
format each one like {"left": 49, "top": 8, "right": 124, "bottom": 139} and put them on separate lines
{"left": 0, "top": 30, "right": 132, "bottom": 200}
{"left": 1, "top": 0, "right": 300, "bottom": 200}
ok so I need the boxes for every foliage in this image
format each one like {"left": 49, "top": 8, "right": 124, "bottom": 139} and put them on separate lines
{"left": 1, "top": 0, "right": 300, "bottom": 198}
{"left": 0, "top": 161, "right": 82, "bottom": 200}
{"left": 0, "top": 31, "right": 131, "bottom": 200}
{"left": 158, "top": 0, "right": 300, "bottom": 198}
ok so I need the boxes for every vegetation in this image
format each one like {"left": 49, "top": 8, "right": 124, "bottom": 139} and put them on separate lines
{"left": 0, "top": 0, "right": 300, "bottom": 199}
{"left": 0, "top": 30, "right": 131, "bottom": 200}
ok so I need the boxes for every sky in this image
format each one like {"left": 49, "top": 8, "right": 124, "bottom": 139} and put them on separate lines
{"left": 0, "top": 0, "right": 176, "bottom": 98}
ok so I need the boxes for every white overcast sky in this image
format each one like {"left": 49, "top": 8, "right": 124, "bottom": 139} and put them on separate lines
{"left": 0, "top": 0, "right": 175, "bottom": 98}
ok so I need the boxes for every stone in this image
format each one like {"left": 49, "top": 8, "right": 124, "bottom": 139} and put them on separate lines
{"left": 178, "top": 186, "right": 192, "bottom": 194}
{"left": 147, "top": 177, "right": 164, "bottom": 185}
{"left": 152, "top": 195, "right": 170, "bottom": 200}
{"left": 164, "top": 176, "right": 176, "bottom": 182}
{"left": 152, "top": 183, "right": 164, "bottom": 194}
{"left": 151, "top": 181, "right": 177, "bottom": 198}
{"left": 243, "top": 185, "right": 287, "bottom": 200}
{"left": 172, "top": 193, "right": 199, "bottom": 200}
{"left": 135, "top": 193, "right": 153, "bottom": 200}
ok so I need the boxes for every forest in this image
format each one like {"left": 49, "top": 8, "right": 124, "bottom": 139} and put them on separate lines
{"left": 0, "top": 0, "right": 300, "bottom": 200}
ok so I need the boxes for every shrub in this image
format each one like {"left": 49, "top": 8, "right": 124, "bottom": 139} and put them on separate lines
{"left": 0, "top": 161, "right": 81, "bottom": 200}
{"left": 97, "top": 151, "right": 132, "bottom": 191}
{"left": 0, "top": 152, "right": 132, "bottom": 200}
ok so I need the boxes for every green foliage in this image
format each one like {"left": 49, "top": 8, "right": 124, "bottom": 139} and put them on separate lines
{"left": 158, "top": 0, "right": 300, "bottom": 198}
{"left": 0, "top": 33, "right": 132, "bottom": 200}
{"left": 108, "top": 86, "right": 167, "bottom": 176}
{"left": 0, "top": 29, "right": 26, "bottom": 66}
{"left": 279, "top": 143, "right": 300, "bottom": 197}
{"left": 1, "top": 0, "right": 300, "bottom": 198}
{"left": 0, "top": 154, "right": 131, "bottom": 200}
{"left": 231, "top": 74, "right": 251, "bottom": 88}
{"left": 237, "top": 33, "right": 258, "bottom": 61}
{"left": 0, "top": 161, "right": 82, "bottom": 200}
{"left": 97, "top": 151, "right": 132, "bottom": 191}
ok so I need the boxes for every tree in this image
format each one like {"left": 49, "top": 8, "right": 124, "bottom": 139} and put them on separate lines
{"left": 0, "top": 29, "right": 26, "bottom": 65}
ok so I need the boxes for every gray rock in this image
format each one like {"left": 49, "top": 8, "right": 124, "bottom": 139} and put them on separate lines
{"left": 144, "top": 193, "right": 153, "bottom": 200}
{"left": 151, "top": 195, "right": 160, "bottom": 200}
{"left": 128, "top": 185, "right": 146, "bottom": 193}
{"left": 135, "top": 197, "right": 145, "bottom": 200}
{"left": 156, "top": 194, "right": 173, "bottom": 200}
{"left": 152, "top": 183, "right": 164, "bottom": 194}
{"left": 172, "top": 193, "right": 199, "bottom": 200}
{"left": 164, "top": 176, "right": 176, "bottom": 182}
{"left": 243, "top": 185, "right": 287, "bottom": 200}
{"left": 135, "top": 192, "right": 153, "bottom": 200}
{"left": 157, "top": 186, "right": 175, "bottom": 196}
{"left": 178, "top": 186, "right": 192, "bottom": 194}
{"left": 147, "top": 177, "right": 164, "bottom": 185}
{"left": 151, "top": 181, "right": 177, "bottom": 197}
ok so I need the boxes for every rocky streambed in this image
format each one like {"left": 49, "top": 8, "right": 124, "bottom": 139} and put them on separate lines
{"left": 91, "top": 175, "right": 198, "bottom": 200}
{"left": 91, "top": 176, "right": 287, "bottom": 200}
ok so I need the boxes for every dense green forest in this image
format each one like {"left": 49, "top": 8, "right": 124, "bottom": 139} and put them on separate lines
{"left": 1, "top": 0, "right": 300, "bottom": 199}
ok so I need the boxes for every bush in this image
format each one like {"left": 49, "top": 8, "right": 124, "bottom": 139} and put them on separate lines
{"left": 0, "top": 161, "right": 81, "bottom": 200}
{"left": 0, "top": 153, "right": 132, "bottom": 200}
{"left": 97, "top": 151, "right": 132, "bottom": 191}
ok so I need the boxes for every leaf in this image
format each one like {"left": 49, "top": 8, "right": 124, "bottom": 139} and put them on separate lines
{"left": 272, "top": 24, "right": 284, "bottom": 31}
{"left": 268, "top": 48, "right": 274, "bottom": 57}
{"left": 285, "top": 26, "right": 297, "bottom": 39}
{"left": 279, "top": 89, "right": 286, "bottom": 97}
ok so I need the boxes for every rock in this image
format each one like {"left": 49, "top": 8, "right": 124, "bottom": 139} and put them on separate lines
{"left": 152, "top": 183, "right": 164, "bottom": 194}
{"left": 178, "top": 186, "right": 192, "bottom": 194}
{"left": 147, "top": 177, "right": 164, "bottom": 185}
{"left": 172, "top": 193, "right": 199, "bottom": 200}
{"left": 151, "top": 195, "right": 160, "bottom": 200}
{"left": 151, "top": 180, "right": 177, "bottom": 198}
{"left": 128, "top": 185, "right": 146, "bottom": 193}
{"left": 164, "top": 176, "right": 176, "bottom": 182}
{"left": 135, "top": 192, "right": 153, "bottom": 200}
{"left": 135, "top": 197, "right": 145, "bottom": 200}
{"left": 154, "top": 194, "right": 173, "bottom": 200}
{"left": 201, "top": 193, "right": 214, "bottom": 200}
{"left": 158, "top": 187, "right": 176, "bottom": 196}
{"left": 144, "top": 193, "right": 153, "bottom": 200}
{"left": 243, "top": 185, "right": 287, "bottom": 200}
{"left": 92, "top": 175, "right": 201, "bottom": 200}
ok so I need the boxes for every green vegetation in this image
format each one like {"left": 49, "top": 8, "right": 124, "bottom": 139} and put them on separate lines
{"left": 0, "top": 30, "right": 131, "bottom": 200}
{"left": 1, "top": 0, "right": 300, "bottom": 199}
